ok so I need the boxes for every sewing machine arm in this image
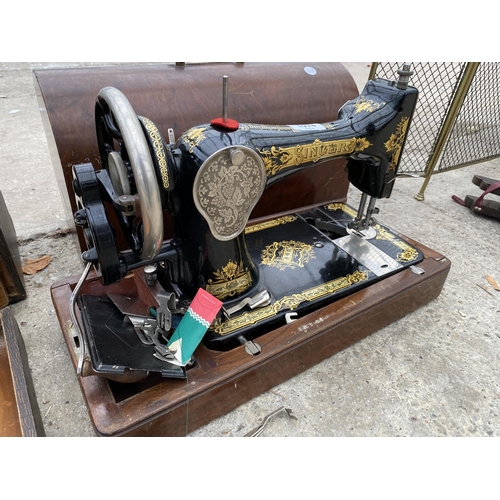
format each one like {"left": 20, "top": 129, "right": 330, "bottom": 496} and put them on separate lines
{"left": 73, "top": 70, "right": 418, "bottom": 296}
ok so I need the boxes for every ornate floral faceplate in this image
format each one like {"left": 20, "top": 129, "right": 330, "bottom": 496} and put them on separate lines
{"left": 193, "top": 146, "right": 266, "bottom": 241}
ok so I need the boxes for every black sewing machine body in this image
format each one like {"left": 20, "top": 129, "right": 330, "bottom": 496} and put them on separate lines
{"left": 71, "top": 69, "right": 420, "bottom": 373}
{"left": 166, "top": 78, "right": 417, "bottom": 293}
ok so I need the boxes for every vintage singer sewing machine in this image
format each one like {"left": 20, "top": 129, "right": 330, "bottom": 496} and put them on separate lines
{"left": 40, "top": 62, "right": 450, "bottom": 435}
{"left": 68, "top": 63, "right": 422, "bottom": 376}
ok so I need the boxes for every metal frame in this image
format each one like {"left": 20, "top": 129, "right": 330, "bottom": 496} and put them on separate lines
{"left": 368, "top": 62, "right": 494, "bottom": 200}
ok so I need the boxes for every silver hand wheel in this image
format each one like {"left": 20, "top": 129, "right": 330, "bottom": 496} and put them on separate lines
{"left": 96, "top": 86, "right": 163, "bottom": 261}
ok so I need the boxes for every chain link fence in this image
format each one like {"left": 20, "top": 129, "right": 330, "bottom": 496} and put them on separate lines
{"left": 438, "top": 63, "right": 500, "bottom": 171}
{"left": 369, "top": 62, "right": 500, "bottom": 199}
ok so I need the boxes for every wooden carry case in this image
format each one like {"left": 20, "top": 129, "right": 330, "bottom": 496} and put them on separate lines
{"left": 33, "top": 62, "right": 358, "bottom": 253}
{"left": 50, "top": 240, "right": 450, "bottom": 436}
{"left": 35, "top": 62, "right": 450, "bottom": 436}
{"left": 0, "top": 307, "right": 44, "bottom": 436}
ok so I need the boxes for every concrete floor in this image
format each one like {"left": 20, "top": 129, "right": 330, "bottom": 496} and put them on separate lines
{"left": 1, "top": 62, "right": 500, "bottom": 438}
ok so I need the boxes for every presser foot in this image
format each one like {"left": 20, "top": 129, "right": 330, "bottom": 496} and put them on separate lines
{"left": 346, "top": 223, "right": 377, "bottom": 239}
{"left": 347, "top": 192, "right": 379, "bottom": 239}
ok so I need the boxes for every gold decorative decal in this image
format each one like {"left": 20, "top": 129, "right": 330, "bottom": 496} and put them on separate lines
{"left": 206, "top": 260, "right": 252, "bottom": 299}
{"left": 384, "top": 116, "right": 409, "bottom": 171}
{"left": 397, "top": 248, "right": 419, "bottom": 262}
{"left": 211, "top": 270, "right": 369, "bottom": 335}
{"left": 258, "top": 137, "right": 372, "bottom": 177}
{"left": 375, "top": 225, "right": 418, "bottom": 262}
{"left": 374, "top": 225, "right": 396, "bottom": 242}
{"left": 261, "top": 240, "right": 315, "bottom": 271}
{"left": 182, "top": 127, "right": 207, "bottom": 153}
{"left": 139, "top": 116, "right": 170, "bottom": 190}
{"left": 353, "top": 96, "right": 385, "bottom": 114}
{"left": 324, "top": 203, "right": 358, "bottom": 218}
{"left": 245, "top": 215, "right": 297, "bottom": 235}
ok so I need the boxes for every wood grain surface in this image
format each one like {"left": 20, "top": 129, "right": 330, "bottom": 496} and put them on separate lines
{"left": 0, "top": 307, "right": 44, "bottom": 436}
{"left": 34, "top": 62, "right": 358, "bottom": 251}
{"left": 51, "top": 237, "right": 450, "bottom": 436}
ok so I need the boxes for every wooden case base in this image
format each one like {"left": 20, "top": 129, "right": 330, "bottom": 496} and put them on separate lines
{"left": 0, "top": 307, "right": 44, "bottom": 437}
{"left": 50, "top": 237, "right": 450, "bottom": 437}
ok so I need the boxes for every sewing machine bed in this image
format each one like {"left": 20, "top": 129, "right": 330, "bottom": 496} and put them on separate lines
{"left": 69, "top": 203, "right": 426, "bottom": 379}
{"left": 205, "top": 203, "right": 425, "bottom": 349}
{"left": 51, "top": 223, "right": 450, "bottom": 436}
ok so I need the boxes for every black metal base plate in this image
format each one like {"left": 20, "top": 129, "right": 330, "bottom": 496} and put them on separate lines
{"left": 77, "top": 294, "right": 186, "bottom": 378}
{"left": 76, "top": 203, "right": 424, "bottom": 374}
{"left": 202, "top": 203, "right": 424, "bottom": 349}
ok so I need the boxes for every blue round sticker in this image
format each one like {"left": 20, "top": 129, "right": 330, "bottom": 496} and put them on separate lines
{"left": 304, "top": 66, "right": 317, "bottom": 76}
